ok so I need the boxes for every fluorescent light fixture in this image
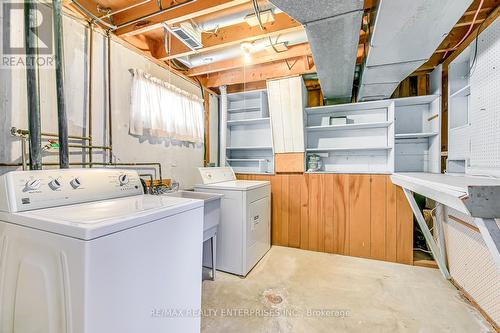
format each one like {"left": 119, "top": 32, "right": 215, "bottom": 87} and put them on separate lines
{"left": 244, "top": 9, "right": 275, "bottom": 27}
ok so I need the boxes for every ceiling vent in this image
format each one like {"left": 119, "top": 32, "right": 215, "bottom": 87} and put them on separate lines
{"left": 165, "top": 22, "right": 203, "bottom": 50}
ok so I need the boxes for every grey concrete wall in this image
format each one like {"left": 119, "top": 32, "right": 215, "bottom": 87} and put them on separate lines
{"left": 0, "top": 7, "right": 204, "bottom": 188}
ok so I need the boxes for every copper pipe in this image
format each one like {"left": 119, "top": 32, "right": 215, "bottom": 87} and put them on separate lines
{"left": 12, "top": 128, "right": 91, "bottom": 141}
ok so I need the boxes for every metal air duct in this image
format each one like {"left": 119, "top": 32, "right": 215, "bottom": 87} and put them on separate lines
{"left": 357, "top": 0, "right": 474, "bottom": 101}
{"left": 269, "top": 0, "right": 364, "bottom": 103}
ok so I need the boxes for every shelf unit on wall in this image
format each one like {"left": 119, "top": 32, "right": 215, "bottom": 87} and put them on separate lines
{"left": 393, "top": 95, "right": 441, "bottom": 173}
{"left": 224, "top": 89, "right": 274, "bottom": 174}
{"left": 304, "top": 100, "right": 395, "bottom": 174}
{"left": 447, "top": 45, "right": 472, "bottom": 173}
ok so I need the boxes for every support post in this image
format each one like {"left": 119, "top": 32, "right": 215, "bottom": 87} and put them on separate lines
{"left": 474, "top": 218, "right": 500, "bottom": 272}
{"left": 403, "top": 188, "right": 451, "bottom": 279}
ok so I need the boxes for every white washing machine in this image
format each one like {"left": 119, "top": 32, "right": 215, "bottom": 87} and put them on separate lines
{"left": 194, "top": 167, "right": 271, "bottom": 276}
{"left": 0, "top": 168, "right": 204, "bottom": 333}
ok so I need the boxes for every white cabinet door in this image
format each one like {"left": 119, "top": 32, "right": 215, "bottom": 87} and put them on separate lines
{"left": 267, "top": 76, "right": 306, "bottom": 153}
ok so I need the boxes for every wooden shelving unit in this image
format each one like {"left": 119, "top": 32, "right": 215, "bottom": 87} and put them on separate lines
{"left": 447, "top": 45, "right": 472, "bottom": 173}
{"left": 393, "top": 95, "right": 441, "bottom": 173}
{"left": 224, "top": 89, "right": 274, "bottom": 174}
{"left": 304, "top": 100, "right": 395, "bottom": 174}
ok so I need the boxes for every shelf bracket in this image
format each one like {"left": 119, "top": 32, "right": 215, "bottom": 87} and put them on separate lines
{"left": 403, "top": 188, "right": 451, "bottom": 279}
{"left": 474, "top": 217, "right": 500, "bottom": 273}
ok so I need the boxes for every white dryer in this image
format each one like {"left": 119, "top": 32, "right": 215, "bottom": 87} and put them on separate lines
{"left": 0, "top": 168, "right": 204, "bottom": 333}
{"left": 194, "top": 167, "right": 271, "bottom": 276}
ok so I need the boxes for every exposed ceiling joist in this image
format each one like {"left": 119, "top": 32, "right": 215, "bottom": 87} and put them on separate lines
{"left": 114, "top": 0, "right": 251, "bottom": 36}
{"left": 201, "top": 56, "right": 316, "bottom": 87}
{"left": 158, "top": 13, "right": 302, "bottom": 60}
{"left": 187, "top": 43, "right": 312, "bottom": 76}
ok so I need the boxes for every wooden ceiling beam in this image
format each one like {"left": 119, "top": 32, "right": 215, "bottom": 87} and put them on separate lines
{"left": 114, "top": 0, "right": 250, "bottom": 36}
{"left": 158, "top": 13, "right": 302, "bottom": 60}
{"left": 187, "top": 43, "right": 311, "bottom": 76}
{"left": 149, "top": 14, "right": 301, "bottom": 61}
{"left": 200, "top": 56, "right": 316, "bottom": 87}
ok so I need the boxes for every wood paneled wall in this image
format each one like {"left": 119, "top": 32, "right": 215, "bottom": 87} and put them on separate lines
{"left": 238, "top": 173, "right": 414, "bottom": 265}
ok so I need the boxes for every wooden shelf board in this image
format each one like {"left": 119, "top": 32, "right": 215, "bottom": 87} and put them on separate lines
{"left": 227, "top": 117, "right": 270, "bottom": 126}
{"left": 395, "top": 132, "right": 439, "bottom": 139}
{"left": 450, "top": 84, "right": 470, "bottom": 98}
{"left": 306, "top": 121, "right": 392, "bottom": 132}
{"left": 306, "top": 146, "right": 392, "bottom": 153}
{"left": 226, "top": 146, "right": 273, "bottom": 150}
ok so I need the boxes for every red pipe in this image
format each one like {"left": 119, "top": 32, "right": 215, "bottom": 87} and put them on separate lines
{"left": 442, "top": 0, "right": 484, "bottom": 59}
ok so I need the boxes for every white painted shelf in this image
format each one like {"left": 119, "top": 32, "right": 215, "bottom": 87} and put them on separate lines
{"left": 224, "top": 89, "right": 274, "bottom": 174}
{"left": 306, "top": 121, "right": 392, "bottom": 132}
{"left": 226, "top": 158, "right": 268, "bottom": 162}
{"left": 450, "top": 84, "right": 470, "bottom": 98}
{"left": 227, "top": 117, "right": 270, "bottom": 126}
{"left": 226, "top": 146, "right": 273, "bottom": 150}
{"left": 306, "top": 146, "right": 392, "bottom": 152}
{"left": 395, "top": 132, "right": 439, "bottom": 139}
{"left": 227, "top": 106, "right": 261, "bottom": 113}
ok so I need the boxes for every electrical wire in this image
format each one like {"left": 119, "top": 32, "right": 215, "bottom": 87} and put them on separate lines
{"left": 467, "top": 17, "right": 486, "bottom": 77}
{"left": 252, "top": 0, "right": 265, "bottom": 31}
{"left": 442, "top": 0, "right": 484, "bottom": 59}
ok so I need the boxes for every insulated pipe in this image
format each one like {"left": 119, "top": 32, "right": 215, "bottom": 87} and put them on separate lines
{"left": 24, "top": 1, "right": 42, "bottom": 170}
{"left": 52, "top": 0, "right": 70, "bottom": 168}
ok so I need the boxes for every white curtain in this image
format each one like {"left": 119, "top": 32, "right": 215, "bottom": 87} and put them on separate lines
{"left": 130, "top": 69, "right": 204, "bottom": 143}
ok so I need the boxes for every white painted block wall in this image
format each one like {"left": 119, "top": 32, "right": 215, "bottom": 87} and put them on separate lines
{"left": 0, "top": 7, "right": 204, "bottom": 188}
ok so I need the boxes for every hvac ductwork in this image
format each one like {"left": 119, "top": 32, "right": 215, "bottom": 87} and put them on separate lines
{"left": 357, "top": 0, "right": 474, "bottom": 101}
{"left": 269, "top": 0, "right": 364, "bottom": 103}
{"left": 177, "top": 30, "right": 307, "bottom": 68}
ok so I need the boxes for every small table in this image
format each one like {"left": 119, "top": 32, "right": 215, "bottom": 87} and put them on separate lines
{"left": 391, "top": 172, "right": 500, "bottom": 278}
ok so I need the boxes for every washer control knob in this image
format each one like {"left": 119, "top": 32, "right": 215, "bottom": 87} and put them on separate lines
{"left": 118, "top": 174, "right": 129, "bottom": 186}
{"left": 70, "top": 177, "right": 82, "bottom": 189}
{"left": 49, "top": 177, "right": 62, "bottom": 190}
{"left": 25, "top": 179, "right": 41, "bottom": 191}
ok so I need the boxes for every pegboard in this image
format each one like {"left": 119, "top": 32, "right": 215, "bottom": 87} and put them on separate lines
{"left": 468, "top": 18, "right": 500, "bottom": 176}
{"left": 444, "top": 208, "right": 500, "bottom": 326}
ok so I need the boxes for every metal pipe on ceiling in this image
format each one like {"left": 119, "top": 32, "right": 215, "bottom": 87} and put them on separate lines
{"left": 52, "top": 0, "right": 70, "bottom": 168}
{"left": 71, "top": 0, "right": 118, "bottom": 30}
{"left": 97, "top": 0, "right": 152, "bottom": 20}
{"left": 113, "top": 0, "right": 197, "bottom": 31}
{"left": 24, "top": 0, "right": 43, "bottom": 170}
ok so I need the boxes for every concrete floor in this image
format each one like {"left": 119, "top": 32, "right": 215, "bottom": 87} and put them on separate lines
{"left": 201, "top": 246, "right": 493, "bottom": 333}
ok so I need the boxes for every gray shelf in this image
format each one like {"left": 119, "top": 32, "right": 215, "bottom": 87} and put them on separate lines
{"left": 227, "top": 117, "right": 270, "bottom": 126}
{"left": 306, "top": 121, "right": 392, "bottom": 132}
{"left": 306, "top": 146, "right": 392, "bottom": 153}
{"left": 395, "top": 132, "right": 439, "bottom": 139}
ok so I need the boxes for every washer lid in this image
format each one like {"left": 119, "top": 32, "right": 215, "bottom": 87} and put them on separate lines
{"left": 0, "top": 195, "right": 203, "bottom": 240}
{"left": 195, "top": 180, "right": 270, "bottom": 191}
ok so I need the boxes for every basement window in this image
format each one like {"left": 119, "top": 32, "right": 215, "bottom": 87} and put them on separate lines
{"left": 129, "top": 69, "right": 204, "bottom": 143}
